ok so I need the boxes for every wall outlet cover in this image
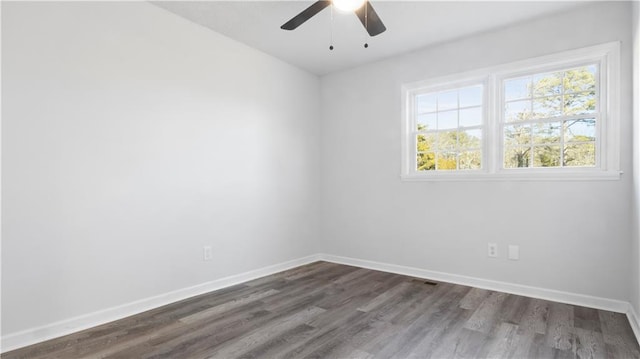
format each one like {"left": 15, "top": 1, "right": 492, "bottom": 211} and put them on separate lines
{"left": 508, "top": 245, "right": 520, "bottom": 260}
{"left": 203, "top": 246, "right": 213, "bottom": 261}
{"left": 488, "top": 243, "right": 498, "bottom": 258}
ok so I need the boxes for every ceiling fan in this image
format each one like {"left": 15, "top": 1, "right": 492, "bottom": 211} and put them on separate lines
{"left": 280, "top": 0, "right": 386, "bottom": 37}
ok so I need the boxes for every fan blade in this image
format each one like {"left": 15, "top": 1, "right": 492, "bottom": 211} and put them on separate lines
{"left": 281, "top": 1, "right": 331, "bottom": 30}
{"left": 355, "top": 1, "right": 386, "bottom": 37}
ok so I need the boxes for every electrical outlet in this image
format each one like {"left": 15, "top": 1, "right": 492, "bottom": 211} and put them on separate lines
{"left": 488, "top": 243, "right": 498, "bottom": 258}
{"left": 508, "top": 245, "right": 519, "bottom": 260}
{"left": 203, "top": 246, "right": 212, "bottom": 261}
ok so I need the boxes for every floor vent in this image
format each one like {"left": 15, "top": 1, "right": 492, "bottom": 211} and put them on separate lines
{"left": 411, "top": 278, "right": 438, "bottom": 286}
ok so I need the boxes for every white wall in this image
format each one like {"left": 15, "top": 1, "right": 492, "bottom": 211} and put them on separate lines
{"left": 2, "top": 0, "right": 638, "bottom": 351}
{"left": 1, "top": 1, "right": 320, "bottom": 337}
{"left": 320, "top": 2, "right": 634, "bottom": 301}
{"left": 632, "top": 0, "right": 640, "bottom": 317}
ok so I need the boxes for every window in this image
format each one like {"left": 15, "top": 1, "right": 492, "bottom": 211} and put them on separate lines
{"left": 401, "top": 42, "right": 620, "bottom": 181}
{"left": 414, "top": 84, "right": 484, "bottom": 171}
{"left": 502, "top": 65, "right": 598, "bottom": 169}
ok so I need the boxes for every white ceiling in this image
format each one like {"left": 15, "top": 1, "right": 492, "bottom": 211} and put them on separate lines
{"left": 153, "top": 1, "right": 586, "bottom": 75}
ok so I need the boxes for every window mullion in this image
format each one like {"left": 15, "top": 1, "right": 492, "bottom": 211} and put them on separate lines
{"left": 487, "top": 75, "right": 499, "bottom": 174}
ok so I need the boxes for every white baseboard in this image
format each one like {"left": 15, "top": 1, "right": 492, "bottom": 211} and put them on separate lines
{"left": 628, "top": 304, "right": 640, "bottom": 346}
{"left": 0, "top": 254, "right": 321, "bottom": 353}
{"left": 319, "top": 253, "right": 631, "bottom": 314}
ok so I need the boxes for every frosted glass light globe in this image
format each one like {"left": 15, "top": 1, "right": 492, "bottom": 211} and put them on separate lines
{"left": 332, "top": 0, "right": 366, "bottom": 12}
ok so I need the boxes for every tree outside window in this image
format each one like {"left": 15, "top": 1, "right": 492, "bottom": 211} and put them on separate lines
{"left": 503, "top": 66, "right": 597, "bottom": 169}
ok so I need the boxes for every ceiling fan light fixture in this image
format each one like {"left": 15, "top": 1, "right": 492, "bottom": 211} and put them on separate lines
{"left": 332, "top": 0, "right": 366, "bottom": 13}
{"left": 281, "top": 0, "right": 385, "bottom": 37}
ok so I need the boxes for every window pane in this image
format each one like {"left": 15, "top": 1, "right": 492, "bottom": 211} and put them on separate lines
{"left": 437, "top": 152, "right": 457, "bottom": 170}
{"left": 417, "top": 113, "right": 437, "bottom": 131}
{"left": 505, "top": 77, "right": 531, "bottom": 101}
{"left": 564, "top": 119, "right": 596, "bottom": 142}
{"left": 417, "top": 152, "right": 436, "bottom": 171}
{"left": 504, "top": 146, "right": 531, "bottom": 168}
{"left": 564, "top": 66, "right": 597, "bottom": 93}
{"left": 438, "top": 110, "right": 458, "bottom": 130}
{"left": 564, "top": 91, "right": 596, "bottom": 115}
{"left": 533, "top": 71, "right": 563, "bottom": 97}
{"left": 505, "top": 100, "right": 532, "bottom": 122}
{"left": 460, "top": 129, "right": 481, "bottom": 149}
{"left": 459, "top": 107, "right": 482, "bottom": 128}
{"left": 533, "top": 122, "right": 561, "bottom": 144}
{"left": 504, "top": 124, "right": 531, "bottom": 146}
{"left": 533, "top": 145, "right": 561, "bottom": 167}
{"left": 438, "top": 131, "right": 457, "bottom": 150}
{"left": 438, "top": 90, "right": 458, "bottom": 111}
{"left": 416, "top": 93, "right": 437, "bottom": 113}
{"left": 417, "top": 133, "right": 436, "bottom": 152}
{"left": 459, "top": 151, "right": 481, "bottom": 170}
{"left": 532, "top": 96, "right": 562, "bottom": 119}
{"left": 564, "top": 143, "right": 596, "bottom": 167}
{"left": 459, "top": 86, "right": 482, "bottom": 107}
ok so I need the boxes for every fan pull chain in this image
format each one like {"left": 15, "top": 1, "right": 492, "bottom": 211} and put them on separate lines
{"left": 363, "top": 2, "right": 369, "bottom": 49}
{"left": 329, "top": 4, "right": 334, "bottom": 50}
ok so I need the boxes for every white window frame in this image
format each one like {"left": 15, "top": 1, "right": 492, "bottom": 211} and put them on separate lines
{"left": 405, "top": 74, "right": 489, "bottom": 176}
{"left": 401, "top": 41, "right": 621, "bottom": 181}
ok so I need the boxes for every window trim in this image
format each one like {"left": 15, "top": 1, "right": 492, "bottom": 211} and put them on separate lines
{"left": 401, "top": 41, "right": 621, "bottom": 181}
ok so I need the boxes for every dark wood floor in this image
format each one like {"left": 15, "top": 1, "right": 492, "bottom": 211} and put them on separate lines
{"left": 3, "top": 261, "right": 639, "bottom": 358}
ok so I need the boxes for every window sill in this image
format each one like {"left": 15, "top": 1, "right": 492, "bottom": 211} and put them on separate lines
{"left": 400, "top": 170, "right": 623, "bottom": 182}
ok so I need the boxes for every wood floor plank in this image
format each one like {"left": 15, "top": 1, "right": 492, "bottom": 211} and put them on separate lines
{"left": 405, "top": 304, "right": 475, "bottom": 358}
{"left": 459, "top": 287, "right": 491, "bottom": 310}
{"left": 599, "top": 310, "right": 640, "bottom": 358}
{"left": 528, "top": 332, "right": 565, "bottom": 358}
{"left": 373, "top": 284, "right": 470, "bottom": 358}
{"left": 357, "top": 282, "right": 410, "bottom": 312}
{"left": 428, "top": 327, "right": 488, "bottom": 358}
{"left": 497, "top": 294, "right": 530, "bottom": 327}
{"left": 108, "top": 304, "right": 270, "bottom": 358}
{"left": 384, "top": 281, "right": 439, "bottom": 324}
{"left": 505, "top": 328, "right": 538, "bottom": 358}
{"left": 179, "top": 288, "right": 279, "bottom": 324}
{"left": 518, "top": 297, "right": 551, "bottom": 335}
{"left": 313, "top": 274, "right": 401, "bottom": 310}
{"left": 333, "top": 268, "right": 373, "bottom": 285}
{"left": 355, "top": 321, "right": 403, "bottom": 355}
{"left": 343, "top": 348, "right": 374, "bottom": 359}
{"left": 82, "top": 321, "right": 185, "bottom": 358}
{"left": 464, "top": 291, "right": 509, "bottom": 334}
{"left": 235, "top": 323, "right": 317, "bottom": 359}
{"left": 574, "top": 305, "right": 602, "bottom": 333}
{"left": 482, "top": 322, "right": 520, "bottom": 359}
{"left": 574, "top": 327, "right": 607, "bottom": 359}
{"left": 279, "top": 310, "right": 370, "bottom": 358}
{"left": 544, "top": 302, "right": 575, "bottom": 351}
{"left": 366, "top": 282, "right": 433, "bottom": 324}
{"left": 293, "top": 313, "right": 381, "bottom": 358}
{"left": 305, "top": 297, "right": 370, "bottom": 329}
{"left": 209, "top": 306, "right": 326, "bottom": 358}
{"left": 3, "top": 261, "right": 639, "bottom": 359}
